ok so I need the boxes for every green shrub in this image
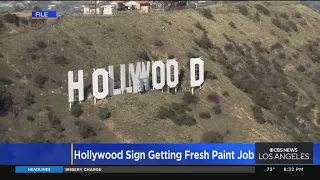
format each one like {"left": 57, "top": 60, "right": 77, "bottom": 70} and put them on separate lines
{"left": 223, "top": 33, "right": 233, "bottom": 42}
{"left": 26, "top": 46, "right": 38, "bottom": 53}
{"left": 157, "top": 102, "right": 187, "bottom": 119}
{"left": 200, "top": 131, "right": 224, "bottom": 143}
{"left": 279, "top": 13, "right": 289, "bottom": 20}
{"left": 170, "top": 113, "right": 196, "bottom": 126}
{"left": 194, "top": 22, "right": 207, "bottom": 33}
{"left": 99, "top": 107, "right": 111, "bottom": 120}
{"left": 196, "top": 34, "right": 213, "bottom": 49}
{"left": 297, "top": 105, "right": 312, "bottom": 120}
{"left": 24, "top": 91, "right": 35, "bottom": 106}
{"left": 270, "top": 42, "right": 283, "bottom": 51}
{"left": 0, "top": 86, "right": 13, "bottom": 115}
{"left": 283, "top": 85, "right": 298, "bottom": 99}
{"left": 252, "top": 105, "right": 266, "bottom": 124}
{"left": 306, "top": 43, "right": 316, "bottom": 52}
{"left": 272, "top": 18, "right": 291, "bottom": 32}
{"left": 224, "top": 43, "right": 234, "bottom": 51}
{"left": 57, "top": 80, "right": 63, "bottom": 87}
{"left": 157, "top": 102, "right": 196, "bottom": 126}
{"left": 199, "top": 8, "right": 215, "bottom": 20}
{"left": 254, "top": 113, "right": 266, "bottom": 124}
{"left": 84, "top": 84, "right": 93, "bottom": 100}
{"left": 0, "top": 76, "right": 12, "bottom": 85}
{"left": 34, "top": 73, "right": 48, "bottom": 88}
{"left": 294, "top": 12, "right": 302, "bottom": 18}
{"left": 137, "top": 51, "right": 150, "bottom": 61}
{"left": 168, "top": 54, "right": 175, "bottom": 59}
{"left": 235, "top": 44, "right": 245, "bottom": 56}
{"left": 48, "top": 111, "right": 61, "bottom": 126}
{"left": 80, "top": 36, "right": 93, "bottom": 45}
{"left": 213, "top": 105, "right": 222, "bottom": 114}
{"left": 162, "top": 18, "right": 172, "bottom": 25}
{"left": 183, "top": 92, "right": 198, "bottom": 104}
{"left": 187, "top": 52, "right": 199, "bottom": 59}
{"left": 278, "top": 52, "right": 286, "bottom": 59}
{"left": 31, "top": 53, "right": 37, "bottom": 60}
{"left": 313, "top": 41, "right": 319, "bottom": 47}
{"left": 272, "top": 18, "right": 281, "bottom": 27}
{"left": 255, "top": 12, "right": 261, "bottom": 21}
{"left": 237, "top": 5, "right": 249, "bottom": 16}
{"left": 199, "top": 112, "right": 211, "bottom": 119}
{"left": 207, "top": 93, "right": 220, "bottom": 104}
{"left": 53, "top": 55, "right": 69, "bottom": 66}
{"left": 255, "top": 4, "right": 270, "bottom": 15}
{"left": 252, "top": 105, "right": 262, "bottom": 114}
{"left": 0, "top": 21, "right": 4, "bottom": 30}
{"left": 312, "top": 73, "right": 320, "bottom": 86}
{"left": 4, "top": 13, "right": 19, "bottom": 26}
{"left": 157, "top": 106, "right": 174, "bottom": 119}
{"left": 252, "top": 41, "right": 264, "bottom": 52}
{"left": 71, "top": 102, "right": 83, "bottom": 118}
{"left": 251, "top": 89, "right": 272, "bottom": 110}
{"left": 36, "top": 41, "right": 47, "bottom": 48}
{"left": 292, "top": 52, "right": 299, "bottom": 59}
{"left": 287, "top": 21, "right": 298, "bottom": 32}
{"left": 258, "top": 55, "right": 270, "bottom": 66}
{"left": 204, "top": 71, "right": 217, "bottom": 80}
{"left": 75, "top": 121, "right": 97, "bottom": 139}
{"left": 296, "top": 65, "right": 306, "bottom": 72}
{"left": 229, "top": 21, "right": 237, "bottom": 29}
{"left": 152, "top": 39, "right": 164, "bottom": 47}
{"left": 304, "top": 72, "right": 313, "bottom": 77}
{"left": 33, "top": 6, "right": 41, "bottom": 11}
{"left": 222, "top": 91, "right": 230, "bottom": 97}
{"left": 27, "top": 115, "right": 35, "bottom": 121}
{"left": 30, "top": 19, "right": 45, "bottom": 27}
{"left": 272, "top": 59, "right": 283, "bottom": 73}
{"left": 178, "top": 69, "right": 185, "bottom": 91}
{"left": 283, "top": 38, "right": 290, "bottom": 44}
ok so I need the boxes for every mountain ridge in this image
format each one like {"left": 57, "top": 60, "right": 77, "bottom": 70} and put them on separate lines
{"left": 0, "top": 1, "right": 319, "bottom": 143}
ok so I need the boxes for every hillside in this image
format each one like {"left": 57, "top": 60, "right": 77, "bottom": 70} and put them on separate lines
{"left": 0, "top": 1, "right": 320, "bottom": 144}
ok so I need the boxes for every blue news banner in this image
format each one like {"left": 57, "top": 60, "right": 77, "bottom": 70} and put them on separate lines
{"left": 0, "top": 144, "right": 318, "bottom": 173}
{"left": 32, "top": 11, "right": 57, "bottom": 19}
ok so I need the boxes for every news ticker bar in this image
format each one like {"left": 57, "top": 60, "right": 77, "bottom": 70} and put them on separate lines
{"left": 0, "top": 143, "right": 319, "bottom": 165}
{"left": 11, "top": 165, "right": 320, "bottom": 173}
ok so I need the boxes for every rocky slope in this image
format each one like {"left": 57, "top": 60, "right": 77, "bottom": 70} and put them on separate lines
{"left": 0, "top": 1, "right": 320, "bottom": 143}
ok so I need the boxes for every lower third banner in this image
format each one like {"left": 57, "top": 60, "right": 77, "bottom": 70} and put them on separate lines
{"left": 0, "top": 144, "right": 319, "bottom": 165}
{"left": 72, "top": 144, "right": 255, "bottom": 165}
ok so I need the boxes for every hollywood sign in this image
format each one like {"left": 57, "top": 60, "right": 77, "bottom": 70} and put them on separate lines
{"left": 68, "top": 58, "right": 204, "bottom": 107}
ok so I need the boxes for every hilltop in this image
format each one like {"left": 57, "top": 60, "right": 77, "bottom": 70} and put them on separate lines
{"left": 0, "top": 1, "right": 320, "bottom": 143}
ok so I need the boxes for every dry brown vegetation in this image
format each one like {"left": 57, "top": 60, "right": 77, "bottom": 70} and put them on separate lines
{"left": 1, "top": 1, "right": 320, "bottom": 143}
